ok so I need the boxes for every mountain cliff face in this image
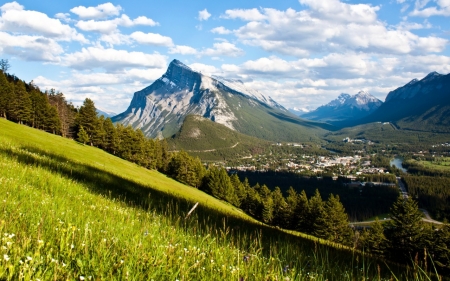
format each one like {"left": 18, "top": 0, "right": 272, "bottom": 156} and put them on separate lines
{"left": 112, "top": 59, "right": 330, "bottom": 141}
{"left": 302, "top": 91, "right": 382, "bottom": 122}
{"left": 336, "top": 71, "right": 450, "bottom": 132}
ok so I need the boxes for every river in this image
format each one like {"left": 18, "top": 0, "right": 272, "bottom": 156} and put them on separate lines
{"left": 390, "top": 157, "right": 407, "bottom": 173}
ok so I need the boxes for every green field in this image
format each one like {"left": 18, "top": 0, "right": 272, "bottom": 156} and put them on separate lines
{"left": 0, "top": 118, "right": 440, "bottom": 280}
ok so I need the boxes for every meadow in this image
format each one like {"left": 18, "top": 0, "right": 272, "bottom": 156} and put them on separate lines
{"left": 0, "top": 119, "right": 442, "bottom": 280}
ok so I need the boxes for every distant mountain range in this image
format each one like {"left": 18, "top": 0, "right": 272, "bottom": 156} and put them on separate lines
{"left": 335, "top": 72, "right": 450, "bottom": 132}
{"left": 112, "top": 59, "right": 331, "bottom": 142}
{"left": 96, "top": 108, "right": 117, "bottom": 118}
{"left": 302, "top": 91, "right": 383, "bottom": 122}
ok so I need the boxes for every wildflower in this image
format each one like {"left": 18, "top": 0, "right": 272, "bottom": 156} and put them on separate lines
{"left": 243, "top": 255, "right": 249, "bottom": 262}
{"left": 71, "top": 244, "right": 74, "bottom": 249}
{"left": 120, "top": 259, "right": 124, "bottom": 264}
{"left": 3, "top": 254, "right": 9, "bottom": 261}
{"left": 27, "top": 256, "right": 32, "bottom": 261}
{"left": 38, "top": 240, "right": 44, "bottom": 244}
{"left": 62, "top": 262, "right": 67, "bottom": 267}
{"left": 80, "top": 276, "right": 85, "bottom": 280}
{"left": 283, "top": 265, "right": 289, "bottom": 273}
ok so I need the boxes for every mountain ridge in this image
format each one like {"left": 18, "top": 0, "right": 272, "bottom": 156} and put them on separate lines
{"left": 302, "top": 91, "right": 382, "bottom": 122}
{"left": 112, "top": 59, "right": 331, "bottom": 141}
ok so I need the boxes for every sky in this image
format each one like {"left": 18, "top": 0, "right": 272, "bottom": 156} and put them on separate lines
{"left": 0, "top": 0, "right": 449, "bottom": 114}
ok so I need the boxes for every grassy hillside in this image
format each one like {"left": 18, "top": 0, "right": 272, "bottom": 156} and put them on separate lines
{"left": 0, "top": 118, "right": 439, "bottom": 280}
{"left": 168, "top": 115, "right": 271, "bottom": 160}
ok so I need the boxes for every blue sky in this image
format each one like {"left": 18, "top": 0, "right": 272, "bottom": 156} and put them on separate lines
{"left": 0, "top": 0, "right": 449, "bottom": 113}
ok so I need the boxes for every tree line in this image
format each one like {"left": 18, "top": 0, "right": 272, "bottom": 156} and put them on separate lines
{"left": 1, "top": 68, "right": 449, "bottom": 273}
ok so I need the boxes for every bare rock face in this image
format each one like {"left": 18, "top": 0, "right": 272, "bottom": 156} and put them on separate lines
{"left": 112, "top": 59, "right": 288, "bottom": 138}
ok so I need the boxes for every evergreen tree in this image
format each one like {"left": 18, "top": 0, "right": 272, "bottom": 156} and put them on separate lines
{"left": 102, "top": 117, "right": 118, "bottom": 154}
{"left": 271, "top": 187, "right": 287, "bottom": 227}
{"left": 10, "top": 81, "right": 32, "bottom": 124}
{"left": 433, "top": 224, "right": 450, "bottom": 270}
{"left": 284, "top": 187, "right": 299, "bottom": 229}
{"left": 306, "top": 189, "right": 325, "bottom": 234}
{"left": 313, "top": 194, "right": 353, "bottom": 245}
{"left": 386, "top": 196, "right": 425, "bottom": 261}
{"left": 76, "top": 98, "right": 98, "bottom": 145}
{"left": 0, "top": 71, "right": 13, "bottom": 118}
{"left": 365, "top": 218, "right": 387, "bottom": 256}
{"left": 295, "top": 190, "right": 309, "bottom": 232}
{"left": 77, "top": 125, "right": 89, "bottom": 145}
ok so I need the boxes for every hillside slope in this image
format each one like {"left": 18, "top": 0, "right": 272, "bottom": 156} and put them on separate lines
{"left": 0, "top": 118, "right": 428, "bottom": 280}
{"left": 168, "top": 115, "right": 271, "bottom": 160}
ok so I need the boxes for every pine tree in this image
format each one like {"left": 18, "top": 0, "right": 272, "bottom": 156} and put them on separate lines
{"left": 433, "top": 224, "right": 450, "bottom": 270}
{"left": 284, "top": 187, "right": 299, "bottom": 229}
{"left": 386, "top": 196, "right": 425, "bottom": 261}
{"left": 76, "top": 98, "right": 98, "bottom": 145}
{"left": 271, "top": 187, "right": 287, "bottom": 227}
{"left": 365, "top": 218, "right": 387, "bottom": 257}
{"left": 306, "top": 189, "right": 325, "bottom": 234}
{"left": 77, "top": 125, "right": 90, "bottom": 145}
{"left": 313, "top": 194, "right": 353, "bottom": 245}
{"left": 10, "top": 81, "right": 32, "bottom": 124}
{"left": 0, "top": 71, "right": 13, "bottom": 118}
{"left": 295, "top": 190, "right": 309, "bottom": 232}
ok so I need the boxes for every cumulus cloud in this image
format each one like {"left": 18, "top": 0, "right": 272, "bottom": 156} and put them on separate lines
{"left": 198, "top": 9, "right": 211, "bottom": 21}
{"left": 189, "top": 63, "right": 218, "bottom": 76}
{"left": 0, "top": 31, "right": 63, "bottom": 62}
{"left": 130, "top": 31, "right": 174, "bottom": 47}
{"left": 222, "top": 8, "right": 266, "bottom": 21}
{"left": 222, "top": 1, "right": 447, "bottom": 57}
{"left": 62, "top": 47, "right": 167, "bottom": 71}
{"left": 75, "top": 14, "right": 158, "bottom": 34}
{"left": 70, "top": 3, "right": 122, "bottom": 19}
{"left": 34, "top": 67, "right": 166, "bottom": 112}
{"left": 410, "top": 0, "right": 450, "bottom": 17}
{"left": 0, "top": 2, "right": 88, "bottom": 43}
{"left": 202, "top": 42, "right": 244, "bottom": 57}
{"left": 211, "top": 26, "right": 232, "bottom": 34}
{"left": 168, "top": 45, "right": 198, "bottom": 55}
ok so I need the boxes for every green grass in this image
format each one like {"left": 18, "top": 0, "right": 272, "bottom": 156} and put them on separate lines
{"left": 0, "top": 119, "right": 444, "bottom": 280}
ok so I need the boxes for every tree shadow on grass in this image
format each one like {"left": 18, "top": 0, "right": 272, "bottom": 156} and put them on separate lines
{"left": 0, "top": 144, "right": 413, "bottom": 278}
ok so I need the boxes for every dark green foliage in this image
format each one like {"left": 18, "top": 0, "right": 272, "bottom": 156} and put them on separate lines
{"left": 386, "top": 196, "right": 425, "bottom": 260}
{"left": 76, "top": 98, "right": 97, "bottom": 145}
{"left": 10, "top": 81, "right": 32, "bottom": 124}
{"left": 0, "top": 71, "right": 13, "bottom": 118}
{"left": 433, "top": 224, "right": 450, "bottom": 269}
{"left": 201, "top": 166, "right": 237, "bottom": 205}
{"left": 364, "top": 218, "right": 388, "bottom": 257}
{"left": 77, "top": 125, "right": 89, "bottom": 145}
{"left": 313, "top": 194, "right": 353, "bottom": 245}
{"left": 168, "top": 151, "right": 205, "bottom": 188}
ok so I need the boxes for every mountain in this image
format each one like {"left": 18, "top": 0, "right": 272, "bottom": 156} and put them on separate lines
{"left": 302, "top": 91, "right": 382, "bottom": 122}
{"left": 112, "top": 59, "right": 331, "bottom": 141}
{"left": 337, "top": 71, "right": 450, "bottom": 132}
{"left": 96, "top": 108, "right": 117, "bottom": 118}
{"left": 288, "top": 107, "right": 311, "bottom": 117}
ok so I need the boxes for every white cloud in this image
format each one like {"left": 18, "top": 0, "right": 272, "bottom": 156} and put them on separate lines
{"left": 75, "top": 14, "right": 158, "bottom": 34}
{"left": 189, "top": 63, "right": 218, "bottom": 76}
{"left": 198, "top": 9, "right": 211, "bottom": 21}
{"left": 34, "top": 67, "right": 165, "bottom": 112}
{"left": 130, "top": 31, "right": 174, "bottom": 47}
{"left": 168, "top": 45, "right": 198, "bottom": 55}
{"left": 211, "top": 26, "right": 232, "bottom": 34}
{"left": 0, "top": 31, "right": 63, "bottom": 62}
{"left": 202, "top": 42, "right": 244, "bottom": 57}
{"left": 410, "top": 0, "right": 450, "bottom": 16}
{"left": 226, "top": 3, "right": 447, "bottom": 57}
{"left": 70, "top": 3, "right": 122, "bottom": 19}
{"left": 222, "top": 8, "right": 266, "bottom": 21}
{"left": 62, "top": 47, "right": 167, "bottom": 71}
{"left": 0, "top": 2, "right": 88, "bottom": 43}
